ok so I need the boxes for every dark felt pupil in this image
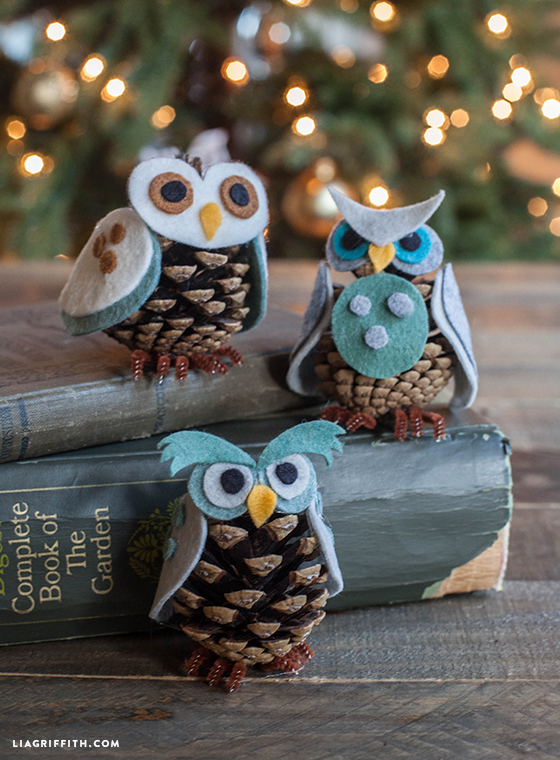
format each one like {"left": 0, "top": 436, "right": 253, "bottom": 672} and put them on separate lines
{"left": 398, "top": 232, "right": 422, "bottom": 252}
{"left": 220, "top": 468, "right": 245, "bottom": 495}
{"left": 229, "top": 182, "right": 250, "bottom": 207}
{"left": 276, "top": 462, "right": 298, "bottom": 485}
{"left": 341, "top": 227, "right": 366, "bottom": 251}
{"left": 161, "top": 180, "right": 187, "bottom": 203}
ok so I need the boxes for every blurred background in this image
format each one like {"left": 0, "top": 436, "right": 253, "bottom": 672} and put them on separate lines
{"left": 0, "top": 0, "right": 559, "bottom": 262}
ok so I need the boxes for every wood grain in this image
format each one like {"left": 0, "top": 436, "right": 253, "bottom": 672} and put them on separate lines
{"left": 0, "top": 260, "right": 557, "bottom": 759}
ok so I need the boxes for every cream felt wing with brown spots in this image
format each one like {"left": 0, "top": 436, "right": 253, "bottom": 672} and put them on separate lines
{"left": 59, "top": 208, "right": 161, "bottom": 335}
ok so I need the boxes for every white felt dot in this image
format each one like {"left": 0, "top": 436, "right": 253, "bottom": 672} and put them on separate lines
{"left": 364, "top": 325, "right": 389, "bottom": 349}
{"left": 387, "top": 292, "right": 414, "bottom": 318}
{"left": 349, "top": 294, "right": 372, "bottom": 316}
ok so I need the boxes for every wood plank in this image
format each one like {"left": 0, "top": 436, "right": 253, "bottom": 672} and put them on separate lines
{"left": 511, "top": 450, "right": 560, "bottom": 506}
{"left": 0, "top": 582, "right": 558, "bottom": 681}
{"left": 507, "top": 510, "right": 560, "bottom": 581}
{"left": 3, "top": 677, "right": 560, "bottom": 760}
{"left": 2, "top": 582, "right": 560, "bottom": 759}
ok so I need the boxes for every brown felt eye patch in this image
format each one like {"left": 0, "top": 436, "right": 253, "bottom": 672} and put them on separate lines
{"left": 220, "top": 175, "right": 259, "bottom": 219}
{"left": 149, "top": 172, "right": 193, "bottom": 215}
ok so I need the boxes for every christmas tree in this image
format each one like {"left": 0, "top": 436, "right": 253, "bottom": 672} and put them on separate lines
{"left": 0, "top": 0, "right": 559, "bottom": 261}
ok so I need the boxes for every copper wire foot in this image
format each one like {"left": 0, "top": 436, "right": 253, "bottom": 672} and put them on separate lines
{"left": 206, "top": 657, "right": 231, "bottom": 687}
{"left": 215, "top": 345, "right": 244, "bottom": 366}
{"left": 225, "top": 662, "right": 247, "bottom": 692}
{"left": 345, "top": 412, "right": 377, "bottom": 433}
{"left": 175, "top": 355, "right": 189, "bottom": 381}
{"left": 190, "top": 353, "right": 229, "bottom": 376}
{"left": 156, "top": 354, "right": 171, "bottom": 383}
{"left": 185, "top": 647, "right": 214, "bottom": 677}
{"left": 320, "top": 405, "right": 352, "bottom": 426}
{"left": 394, "top": 408, "right": 409, "bottom": 441}
{"left": 409, "top": 406, "right": 424, "bottom": 437}
{"left": 422, "top": 411, "right": 445, "bottom": 440}
{"left": 130, "top": 350, "right": 150, "bottom": 380}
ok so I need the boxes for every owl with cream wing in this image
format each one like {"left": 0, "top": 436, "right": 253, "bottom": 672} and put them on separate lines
{"left": 150, "top": 421, "right": 345, "bottom": 692}
{"left": 59, "top": 155, "right": 268, "bottom": 380}
{"left": 287, "top": 189, "right": 478, "bottom": 440}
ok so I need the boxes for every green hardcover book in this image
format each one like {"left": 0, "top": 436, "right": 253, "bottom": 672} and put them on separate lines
{"left": 0, "top": 301, "right": 306, "bottom": 463}
{"left": 0, "top": 408, "right": 512, "bottom": 646}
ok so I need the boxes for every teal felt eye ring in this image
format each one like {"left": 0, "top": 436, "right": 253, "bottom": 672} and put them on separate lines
{"left": 333, "top": 222, "right": 370, "bottom": 260}
{"left": 331, "top": 272, "right": 429, "bottom": 379}
{"left": 394, "top": 226, "right": 431, "bottom": 264}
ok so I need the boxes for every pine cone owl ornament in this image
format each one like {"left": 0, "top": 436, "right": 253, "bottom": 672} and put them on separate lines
{"left": 150, "top": 421, "right": 345, "bottom": 692}
{"left": 287, "top": 189, "right": 478, "bottom": 440}
{"left": 59, "top": 155, "right": 268, "bottom": 381}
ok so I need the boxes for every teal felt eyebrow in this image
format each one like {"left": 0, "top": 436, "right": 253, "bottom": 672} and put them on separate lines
{"left": 159, "top": 431, "right": 256, "bottom": 475}
{"left": 258, "top": 421, "right": 345, "bottom": 468}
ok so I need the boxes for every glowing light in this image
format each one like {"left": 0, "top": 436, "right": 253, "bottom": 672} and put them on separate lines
{"left": 151, "top": 105, "right": 176, "bottom": 129}
{"left": 552, "top": 179, "right": 560, "bottom": 197}
{"left": 423, "top": 127, "right": 446, "bottom": 146}
{"left": 101, "top": 78, "right": 126, "bottom": 102}
{"left": 292, "top": 115, "right": 316, "bottom": 136}
{"left": 368, "top": 186, "right": 389, "bottom": 206}
{"left": 486, "top": 13, "right": 509, "bottom": 36}
{"left": 450, "top": 109, "right": 469, "bottom": 127}
{"left": 542, "top": 99, "right": 560, "bottom": 119}
{"left": 528, "top": 197, "right": 548, "bottom": 216}
{"left": 221, "top": 58, "right": 249, "bottom": 85}
{"left": 511, "top": 67, "right": 531, "bottom": 87}
{"left": 424, "top": 109, "right": 447, "bottom": 128}
{"left": 6, "top": 119, "right": 26, "bottom": 140}
{"left": 42, "top": 156, "right": 55, "bottom": 173}
{"left": 427, "top": 55, "right": 449, "bottom": 79}
{"left": 492, "top": 99, "right": 512, "bottom": 120}
{"left": 21, "top": 153, "right": 44, "bottom": 175}
{"left": 534, "top": 88, "right": 559, "bottom": 106}
{"left": 509, "top": 54, "right": 527, "bottom": 69}
{"left": 269, "top": 22, "right": 291, "bottom": 44}
{"left": 314, "top": 157, "right": 336, "bottom": 183}
{"left": 285, "top": 86, "right": 307, "bottom": 106}
{"left": 370, "top": 1, "right": 395, "bottom": 22}
{"left": 339, "top": 0, "right": 359, "bottom": 11}
{"left": 368, "top": 63, "right": 388, "bottom": 84}
{"left": 46, "top": 22, "right": 66, "bottom": 41}
{"left": 283, "top": 0, "right": 312, "bottom": 6}
{"left": 503, "top": 83, "right": 522, "bottom": 102}
{"left": 81, "top": 55, "right": 105, "bottom": 82}
{"left": 550, "top": 217, "right": 560, "bottom": 236}
{"left": 332, "top": 46, "right": 355, "bottom": 68}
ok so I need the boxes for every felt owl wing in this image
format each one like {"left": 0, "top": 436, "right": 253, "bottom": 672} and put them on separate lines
{"left": 59, "top": 208, "right": 162, "bottom": 335}
{"left": 148, "top": 421, "right": 345, "bottom": 689}
{"left": 431, "top": 263, "right": 478, "bottom": 408}
{"left": 59, "top": 156, "right": 268, "bottom": 380}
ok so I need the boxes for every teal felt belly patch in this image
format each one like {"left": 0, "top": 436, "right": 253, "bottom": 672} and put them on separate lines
{"left": 331, "top": 272, "right": 428, "bottom": 379}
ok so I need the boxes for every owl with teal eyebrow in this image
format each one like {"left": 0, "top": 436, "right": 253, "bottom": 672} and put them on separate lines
{"left": 150, "top": 420, "right": 345, "bottom": 692}
{"left": 287, "top": 189, "right": 478, "bottom": 440}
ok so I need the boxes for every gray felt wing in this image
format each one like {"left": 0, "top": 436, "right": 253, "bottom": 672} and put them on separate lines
{"left": 286, "top": 260, "right": 334, "bottom": 397}
{"left": 149, "top": 495, "right": 207, "bottom": 623}
{"left": 307, "top": 493, "right": 343, "bottom": 597}
{"left": 431, "top": 263, "right": 478, "bottom": 409}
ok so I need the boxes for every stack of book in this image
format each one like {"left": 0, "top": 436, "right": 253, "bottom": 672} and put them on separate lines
{"left": 0, "top": 302, "right": 512, "bottom": 645}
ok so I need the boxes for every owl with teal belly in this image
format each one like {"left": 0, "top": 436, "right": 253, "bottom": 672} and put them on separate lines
{"left": 287, "top": 190, "right": 478, "bottom": 439}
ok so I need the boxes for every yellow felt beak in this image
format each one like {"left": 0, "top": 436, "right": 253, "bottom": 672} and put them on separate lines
{"left": 247, "top": 485, "right": 277, "bottom": 528}
{"left": 199, "top": 202, "right": 222, "bottom": 241}
{"left": 368, "top": 242, "right": 395, "bottom": 273}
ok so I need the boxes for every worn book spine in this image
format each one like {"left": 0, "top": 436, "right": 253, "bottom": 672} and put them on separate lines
{"left": 0, "top": 409, "right": 512, "bottom": 646}
{"left": 0, "top": 302, "right": 307, "bottom": 463}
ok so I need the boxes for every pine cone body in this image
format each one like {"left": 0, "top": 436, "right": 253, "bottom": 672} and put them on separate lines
{"left": 103, "top": 238, "right": 252, "bottom": 356}
{"left": 169, "top": 512, "right": 329, "bottom": 667}
{"left": 313, "top": 278, "right": 457, "bottom": 419}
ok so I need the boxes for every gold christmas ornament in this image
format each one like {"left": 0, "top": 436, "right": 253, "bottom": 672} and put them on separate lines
{"left": 282, "top": 159, "right": 360, "bottom": 239}
{"left": 13, "top": 65, "right": 78, "bottom": 130}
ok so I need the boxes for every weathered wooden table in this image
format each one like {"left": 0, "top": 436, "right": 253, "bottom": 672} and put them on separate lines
{"left": 0, "top": 260, "right": 558, "bottom": 759}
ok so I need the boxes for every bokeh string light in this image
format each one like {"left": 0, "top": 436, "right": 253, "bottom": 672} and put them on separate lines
{"left": 368, "top": 64, "right": 388, "bottom": 84}
{"left": 151, "top": 105, "right": 176, "bottom": 129}
{"left": 285, "top": 85, "right": 308, "bottom": 106}
{"left": 486, "top": 12, "right": 510, "bottom": 38}
{"left": 81, "top": 56, "right": 105, "bottom": 82}
{"left": 368, "top": 186, "right": 389, "bottom": 206}
{"left": 45, "top": 22, "right": 66, "bottom": 41}
{"left": 427, "top": 55, "right": 449, "bottom": 79}
{"left": 492, "top": 99, "right": 512, "bottom": 120}
{"left": 450, "top": 109, "right": 469, "bottom": 127}
{"left": 101, "top": 78, "right": 126, "bottom": 102}
{"left": 292, "top": 115, "right": 316, "bottom": 136}
{"left": 528, "top": 197, "right": 548, "bottom": 216}
{"left": 221, "top": 58, "right": 249, "bottom": 86}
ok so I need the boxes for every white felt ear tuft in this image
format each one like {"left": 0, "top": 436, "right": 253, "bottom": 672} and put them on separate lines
{"left": 328, "top": 188, "right": 445, "bottom": 247}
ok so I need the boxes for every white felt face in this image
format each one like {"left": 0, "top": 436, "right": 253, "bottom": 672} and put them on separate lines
{"left": 59, "top": 207, "right": 155, "bottom": 317}
{"left": 128, "top": 158, "right": 268, "bottom": 249}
